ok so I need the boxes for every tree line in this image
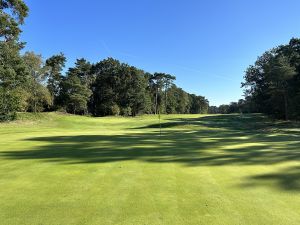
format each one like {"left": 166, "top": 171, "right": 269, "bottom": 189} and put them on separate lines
{"left": 0, "top": 0, "right": 209, "bottom": 121}
{"left": 208, "top": 97, "right": 256, "bottom": 114}
{"left": 209, "top": 38, "right": 300, "bottom": 120}
{"left": 3, "top": 0, "right": 299, "bottom": 121}
{"left": 241, "top": 38, "right": 300, "bottom": 120}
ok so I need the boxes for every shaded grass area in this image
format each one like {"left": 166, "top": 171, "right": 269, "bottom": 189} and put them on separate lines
{"left": 2, "top": 114, "right": 299, "bottom": 190}
{"left": 0, "top": 113, "right": 299, "bottom": 224}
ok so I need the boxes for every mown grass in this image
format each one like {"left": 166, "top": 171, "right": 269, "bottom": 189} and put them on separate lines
{"left": 0, "top": 112, "right": 299, "bottom": 225}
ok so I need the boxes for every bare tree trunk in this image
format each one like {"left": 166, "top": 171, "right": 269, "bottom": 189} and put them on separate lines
{"left": 284, "top": 92, "right": 288, "bottom": 121}
{"left": 33, "top": 86, "right": 37, "bottom": 113}
{"left": 34, "top": 100, "right": 37, "bottom": 113}
{"left": 155, "top": 88, "right": 158, "bottom": 115}
{"left": 165, "top": 88, "right": 167, "bottom": 114}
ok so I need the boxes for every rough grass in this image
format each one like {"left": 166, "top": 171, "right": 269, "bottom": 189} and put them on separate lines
{"left": 0, "top": 113, "right": 299, "bottom": 225}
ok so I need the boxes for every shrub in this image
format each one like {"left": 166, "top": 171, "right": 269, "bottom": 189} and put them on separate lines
{"left": 0, "top": 87, "right": 25, "bottom": 121}
{"left": 111, "top": 104, "right": 120, "bottom": 116}
{"left": 121, "top": 106, "right": 132, "bottom": 116}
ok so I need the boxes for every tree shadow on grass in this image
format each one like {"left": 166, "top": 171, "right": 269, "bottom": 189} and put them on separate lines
{"left": 0, "top": 114, "right": 299, "bottom": 191}
{"left": 240, "top": 166, "right": 300, "bottom": 192}
{"left": 137, "top": 114, "right": 290, "bottom": 133}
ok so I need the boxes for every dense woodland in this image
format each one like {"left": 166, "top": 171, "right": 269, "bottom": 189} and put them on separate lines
{"left": 242, "top": 38, "right": 300, "bottom": 120}
{"left": 0, "top": 0, "right": 208, "bottom": 121}
{"left": 1, "top": 0, "right": 300, "bottom": 121}
{"left": 212, "top": 38, "right": 300, "bottom": 120}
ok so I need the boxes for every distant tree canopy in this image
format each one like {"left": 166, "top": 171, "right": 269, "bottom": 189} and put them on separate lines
{"left": 208, "top": 98, "right": 256, "bottom": 115}
{"left": 63, "top": 57, "right": 209, "bottom": 116}
{"left": 1, "top": 53, "right": 209, "bottom": 120}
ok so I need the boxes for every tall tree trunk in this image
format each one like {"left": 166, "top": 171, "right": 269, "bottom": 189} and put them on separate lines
{"left": 284, "top": 91, "right": 288, "bottom": 120}
{"left": 34, "top": 100, "right": 37, "bottom": 113}
{"left": 155, "top": 88, "right": 158, "bottom": 115}
{"left": 165, "top": 88, "right": 167, "bottom": 114}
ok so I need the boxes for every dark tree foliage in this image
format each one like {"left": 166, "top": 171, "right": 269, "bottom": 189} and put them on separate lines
{"left": 149, "top": 73, "right": 165, "bottom": 114}
{"left": 149, "top": 73, "right": 176, "bottom": 114}
{"left": 0, "top": 0, "right": 29, "bottom": 120}
{"left": 90, "top": 58, "right": 153, "bottom": 116}
{"left": 209, "top": 98, "right": 257, "bottom": 114}
{"left": 22, "top": 52, "right": 52, "bottom": 112}
{"left": 189, "top": 94, "right": 209, "bottom": 114}
{"left": 242, "top": 38, "right": 300, "bottom": 120}
{"left": 43, "top": 56, "right": 209, "bottom": 117}
{"left": 60, "top": 59, "right": 92, "bottom": 115}
{"left": 212, "top": 38, "right": 300, "bottom": 120}
{"left": 0, "top": 0, "right": 28, "bottom": 41}
{"left": 67, "top": 58, "right": 93, "bottom": 85}
{"left": 90, "top": 58, "right": 122, "bottom": 116}
{"left": 45, "top": 53, "right": 66, "bottom": 107}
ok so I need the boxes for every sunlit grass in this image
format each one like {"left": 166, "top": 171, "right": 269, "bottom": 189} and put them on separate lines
{"left": 0, "top": 113, "right": 299, "bottom": 225}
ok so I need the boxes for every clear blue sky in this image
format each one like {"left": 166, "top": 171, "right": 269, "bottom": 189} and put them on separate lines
{"left": 21, "top": 0, "right": 300, "bottom": 106}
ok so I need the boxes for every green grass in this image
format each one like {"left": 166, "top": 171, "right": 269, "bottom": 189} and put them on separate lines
{"left": 0, "top": 112, "right": 299, "bottom": 225}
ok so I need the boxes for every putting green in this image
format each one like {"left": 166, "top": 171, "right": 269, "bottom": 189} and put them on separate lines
{"left": 0, "top": 113, "right": 299, "bottom": 225}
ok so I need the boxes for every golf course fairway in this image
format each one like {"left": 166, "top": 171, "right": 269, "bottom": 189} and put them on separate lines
{"left": 0, "top": 113, "right": 299, "bottom": 225}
